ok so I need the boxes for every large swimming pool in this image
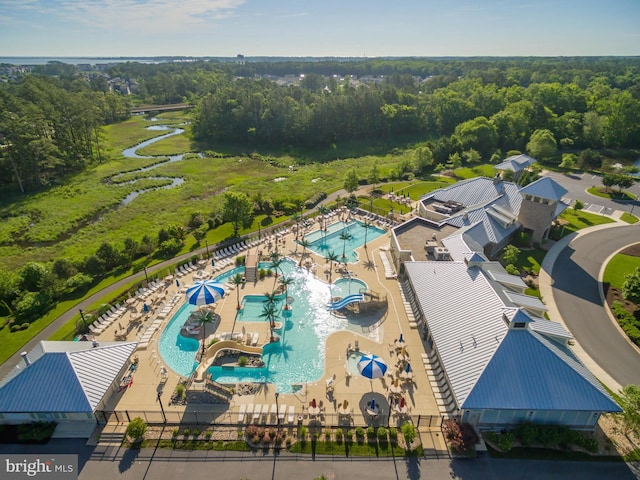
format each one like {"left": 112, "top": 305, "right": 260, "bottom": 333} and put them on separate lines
{"left": 159, "top": 258, "right": 370, "bottom": 392}
{"left": 302, "top": 220, "right": 385, "bottom": 263}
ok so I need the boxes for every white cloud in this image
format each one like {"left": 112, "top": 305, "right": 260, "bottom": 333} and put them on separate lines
{"left": 3, "top": 0, "right": 246, "bottom": 32}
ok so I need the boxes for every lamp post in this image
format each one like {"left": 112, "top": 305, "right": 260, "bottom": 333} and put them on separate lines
{"left": 275, "top": 392, "right": 279, "bottom": 425}
{"left": 205, "top": 239, "right": 209, "bottom": 259}
{"left": 143, "top": 266, "right": 149, "bottom": 285}
{"left": 79, "top": 309, "right": 87, "bottom": 331}
{"left": 157, "top": 391, "right": 167, "bottom": 423}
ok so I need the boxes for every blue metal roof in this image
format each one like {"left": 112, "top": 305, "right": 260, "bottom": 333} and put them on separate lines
{"left": 0, "top": 353, "right": 92, "bottom": 413}
{"left": 462, "top": 330, "right": 621, "bottom": 412}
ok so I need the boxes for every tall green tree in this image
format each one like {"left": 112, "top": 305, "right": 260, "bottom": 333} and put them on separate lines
{"left": 344, "top": 169, "right": 359, "bottom": 193}
{"left": 526, "top": 129, "right": 557, "bottom": 161}
{"left": 222, "top": 192, "right": 254, "bottom": 236}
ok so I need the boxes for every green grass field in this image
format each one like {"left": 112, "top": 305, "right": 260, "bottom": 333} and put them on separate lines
{"left": 604, "top": 254, "right": 640, "bottom": 290}
{"left": 550, "top": 209, "right": 615, "bottom": 239}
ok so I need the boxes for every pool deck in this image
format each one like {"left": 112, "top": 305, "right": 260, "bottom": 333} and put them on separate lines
{"left": 98, "top": 212, "right": 441, "bottom": 428}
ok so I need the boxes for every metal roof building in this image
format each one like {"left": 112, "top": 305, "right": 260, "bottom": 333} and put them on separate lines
{"left": 0, "top": 341, "right": 137, "bottom": 437}
{"left": 403, "top": 260, "right": 621, "bottom": 430}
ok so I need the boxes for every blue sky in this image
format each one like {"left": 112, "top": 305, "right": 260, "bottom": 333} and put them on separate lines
{"left": 0, "top": 0, "right": 639, "bottom": 57}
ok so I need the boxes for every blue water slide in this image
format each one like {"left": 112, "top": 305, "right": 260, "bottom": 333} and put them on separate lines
{"left": 326, "top": 293, "right": 365, "bottom": 311}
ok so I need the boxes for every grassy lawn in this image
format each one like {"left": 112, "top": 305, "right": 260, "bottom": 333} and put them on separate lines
{"left": 454, "top": 164, "right": 496, "bottom": 180}
{"left": 550, "top": 209, "right": 615, "bottom": 239}
{"left": 288, "top": 439, "right": 414, "bottom": 457}
{"left": 587, "top": 187, "right": 637, "bottom": 201}
{"left": 486, "top": 444, "right": 623, "bottom": 462}
{"left": 603, "top": 254, "right": 640, "bottom": 290}
{"left": 621, "top": 212, "right": 639, "bottom": 224}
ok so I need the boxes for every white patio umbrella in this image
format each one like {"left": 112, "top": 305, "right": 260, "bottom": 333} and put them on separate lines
{"left": 185, "top": 280, "right": 225, "bottom": 305}
{"left": 357, "top": 353, "right": 388, "bottom": 389}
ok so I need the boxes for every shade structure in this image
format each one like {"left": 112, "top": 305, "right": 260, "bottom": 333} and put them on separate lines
{"left": 185, "top": 280, "right": 225, "bottom": 306}
{"left": 357, "top": 354, "right": 388, "bottom": 380}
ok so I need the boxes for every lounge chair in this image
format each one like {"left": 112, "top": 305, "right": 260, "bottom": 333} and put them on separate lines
{"left": 279, "top": 404, "right": 287, "bottom": 422}
{"left": 287, "top": 406, "right": 295, "bottom": 424}
{"left": 238, "top": 404, "right": 247, "bottom": 423}
{"left": 246, "top": 404, "right": 254, "bottom": 421}
{"left": 270, "top": 404, "right": 278, "bottom": 421}
{"left": 252, "top": 404, "right": 262, "bottom": 422}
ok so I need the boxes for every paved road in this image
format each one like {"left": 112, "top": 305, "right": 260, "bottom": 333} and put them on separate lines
{"left": 1, "top": 440, "right": 638, "bottom": 480}
{"left": 542, "top": 171, "right": 640, "bottom": 215}
{"left": 551, "top": 224, "right": 640, "bottom": 387}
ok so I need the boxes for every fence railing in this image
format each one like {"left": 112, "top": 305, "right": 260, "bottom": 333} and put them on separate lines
{"left": 94, "top": 409, "right": 446, "bottom": 430}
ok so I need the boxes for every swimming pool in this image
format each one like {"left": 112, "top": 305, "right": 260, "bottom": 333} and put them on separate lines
{"left": 302, "top": 220, "right": 385, "bottom": 263}
{"left": 159, "top": 259, "right": 372, "bottom": 391}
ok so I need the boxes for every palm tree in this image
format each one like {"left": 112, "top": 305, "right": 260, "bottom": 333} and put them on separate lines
{"left": 298, "top": 239, "right": 311, "bottom": 266}
{"left": 260, "top": 302, "right": 279, "bottom": 342}
{"left": 263, "top": 290, "right": 278, "bottom": 306}
{"left": 195, "top": 309, "right": 215, "bottom": 360}
{"left": 325, "top": 251, "right": 340, "bottom": 285}
{"left": 230, "top": 273, "right": 244, "bottom": 310}
{"left": 363, "top": 220, "right": 371, "bottom": 250}
{"left": 339, "top": 229, "right": 353, "bottom": 259}
{"left": 279, "top": 276, "right": 295, "bottom": 307}
{"left": 318, "top": 206, "right": 330, "bottom": 241}
{"left": 269, "top": 251, "right": 283, "bottom": 287}
{"left": 292, "top": 212, "right": 302, "bottom": 241}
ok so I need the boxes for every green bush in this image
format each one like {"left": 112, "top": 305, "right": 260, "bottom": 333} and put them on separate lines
{"left": 17, "top": 422, "right": 57, "bottom": 443}
{"left": 335, "top": 429, "right": 343, "bottom": 444}
{"left": 401, "top": 422, "right": 417, "bottom": 447}
{"left": 505, "top": 264, "right": 520, "bottom": 275}
{"left": 367, "top": 425, "right": 375, "bottom": 438}
{"left": 126, "top": 417, "right": 147, "bottom": 441}
{"left": 377, "top": 427, "right": 388, "bottom": 440}
{"left": 514, "top": 422, "right": 538, "bottom": 447}
{"left": 238, "top": 356, "right": 248, "bottom": 367}
{"left": 355, "top": 427, "right": 365, "bottom": 438}
{"left": 389, "top": 427, "right": 398, "bottom": 442}
{"left": 497, "top": 431, "right": 514, "bottom": 452}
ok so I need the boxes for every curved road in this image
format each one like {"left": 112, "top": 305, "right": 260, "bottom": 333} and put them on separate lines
{"left": 551, "top": 224, "right": 640, "bottom": 387}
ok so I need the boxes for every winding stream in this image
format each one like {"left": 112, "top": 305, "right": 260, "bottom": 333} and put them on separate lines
{"left": 113, "top": 124, "right": 189, "bottom": 205}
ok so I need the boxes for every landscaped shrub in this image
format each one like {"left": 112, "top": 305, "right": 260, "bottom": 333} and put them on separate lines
{"left": 238, "top": 356, "right": 248, "bottom": 366}
{"left": 298, "top": 425, "right": 308, "bottom": 440}
{"left": 16, "top": 422, "right": 57, "bottom": 443}
{"left": 335, "top": 429, "right": 343, "bottom": 444}
{"left": 537, "top": 425, "right": 562, "bottom": 447}
{"left": 389, "top": 427, "right": 398, "bottom": 443}
{"left": 126, "top": 417, "right": 147, "bottom": 442}
{"left": 497, "top": 431, "right": 514, "bottom": 452}
{"left": 401, "top": 422, "right": 417, "bottom": 448}
{"left": 377, "top": 427, "right": 388, "bottom": 441}
{"left": 367, "top": 425, "right": 375, "bottom": 438}
{"left": 514, "top": 422, "right": 538, "bottom": 447}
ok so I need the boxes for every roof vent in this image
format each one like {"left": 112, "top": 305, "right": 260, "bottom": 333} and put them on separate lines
{"left": 20, "top": 351, "right": 31, "bottom": 367}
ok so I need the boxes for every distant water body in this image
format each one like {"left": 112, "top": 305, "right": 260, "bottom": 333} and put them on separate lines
{"left": 0, "top": 57, "right": 164, "bottom": 65}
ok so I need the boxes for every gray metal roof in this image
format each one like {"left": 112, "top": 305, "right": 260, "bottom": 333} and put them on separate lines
{"left": 483, "top": 265, "right": 527, "bottom": 290}
{"left": 424, "top": 177, "right": 521, "bottom": 211}
{"left": 405, "top": 261, "right": 619, "bottom": 414}
{"left": 0, "top": 341, "right": 137, "bottom": 413}
{"left": 405, "top": 261, "right": 507, "bottom": 406}
{"left": 519, "top": 177, "right": 568, "bottom": 201}
{"left": 504, "top": 290, "right": 548, "bottom": 312}
{"left": 494, "top": 154, "right": 537, "bottom": 172}
{"left": 529, "top": 318, "right": 573, "bottom": 341}
{"left": 461, "top": 330, "right": 620, "bottom": 412}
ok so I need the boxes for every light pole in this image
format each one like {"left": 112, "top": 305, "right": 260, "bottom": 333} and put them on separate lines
{"left": 143, "top": 266, "right": 149, "bottom": 285}
{"left": 79, "top": 309, "right": 87, "bottom": 331}
{"left": 275, "top": 392, "right": 279, "bottom": 425}
{"left": 205, "top": 239, "right": 209, "bottom": 259}
{"left": 157, "top": 391, "right": 167, "bottom": 423}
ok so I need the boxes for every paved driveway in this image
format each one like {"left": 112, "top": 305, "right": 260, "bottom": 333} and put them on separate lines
{"left": 550, "top": 224, "right": 640, "bottom": 387}
{"left": 542, "top": 171, "right": 640, "bottom": 215}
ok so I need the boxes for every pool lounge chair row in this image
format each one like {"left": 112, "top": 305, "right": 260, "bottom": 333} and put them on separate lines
{"left": 175, "top": 262, "right": 197, "bottom": 278}
{"left": 378, "top": 249, "right": 397, "bottom": 280}
{"left": 135, "top": 279, "right": 165, "bottom": 300}
{"left": 213, "top": 241, "right": 250, "bottom": 260}
{"left": 359, "top": 210, "right": 399, "bottom": 228}
{"left": 87, "top": 303, "right": 127, "bottom": 334}
{"left": 136, "top": 295, "right": 183, "bottom": 348}
{"left": 237, "top": 404, "right": 296, "bottom": 424}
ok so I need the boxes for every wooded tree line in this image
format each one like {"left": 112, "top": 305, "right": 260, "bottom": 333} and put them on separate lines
{"left": 2, "top": 57, "right": 639, "bottom": 194}
{"left": 0, "top": 75, "right": 130, "bottom": 192}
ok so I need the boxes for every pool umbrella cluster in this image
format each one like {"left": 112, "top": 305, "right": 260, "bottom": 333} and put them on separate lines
{"left": 185, "top": 280, "right": 225, "bottom": 305}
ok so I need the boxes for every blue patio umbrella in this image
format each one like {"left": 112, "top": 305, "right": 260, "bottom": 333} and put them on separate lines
{"left": 185, "top": 280, "right": 225, "bottom": 306}
{"left": 357, "top": 354, "right": 388, "bottom": 382}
